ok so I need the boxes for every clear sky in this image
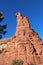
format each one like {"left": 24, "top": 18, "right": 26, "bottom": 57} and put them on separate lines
{"left": 0, "top": 0, "right": 43, "bottom": 41}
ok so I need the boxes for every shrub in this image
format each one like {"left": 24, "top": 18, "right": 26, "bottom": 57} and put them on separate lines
{"left": 11, "top": 60, "right": 17, "bottom": 65}
{"left": 11, "top": 60, "right": 23, "bottom": 65}
{"left": 17, "top": 60, "right": 23, "bottom": 65}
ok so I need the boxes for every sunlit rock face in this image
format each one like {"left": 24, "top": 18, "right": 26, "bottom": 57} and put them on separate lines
{"left": 0, "top": 12, "right": 43, "bottom": 65}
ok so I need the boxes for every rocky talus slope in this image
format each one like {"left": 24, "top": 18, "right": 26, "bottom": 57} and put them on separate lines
{"left": 0, "top": 12, "right": 43, "bottom": 65}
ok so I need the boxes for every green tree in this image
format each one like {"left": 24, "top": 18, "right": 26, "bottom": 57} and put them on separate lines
{"left": 0, "top": 11, "right": 7, "bottom": 39}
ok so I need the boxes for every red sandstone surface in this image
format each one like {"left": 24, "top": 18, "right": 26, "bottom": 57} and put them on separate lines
{"left": 0, "top": 12, "right": 43, "bottom": 65}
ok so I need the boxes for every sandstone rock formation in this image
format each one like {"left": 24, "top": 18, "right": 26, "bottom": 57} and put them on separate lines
{"left": 0, "top": 12, "right": 43, "bottom": 65}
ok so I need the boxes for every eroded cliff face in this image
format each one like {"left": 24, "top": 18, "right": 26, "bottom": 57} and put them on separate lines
{"left": 0, "top": 12, "right": 43, "bottom": 65}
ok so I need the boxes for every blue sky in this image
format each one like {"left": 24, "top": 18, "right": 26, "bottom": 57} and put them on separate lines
{"left": 0, "top": 0, "right": 43, "bottom": 41}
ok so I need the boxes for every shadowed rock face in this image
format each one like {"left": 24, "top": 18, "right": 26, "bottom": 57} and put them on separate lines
{"left": 0, "top": 12, "right": 43, "bottom": 65}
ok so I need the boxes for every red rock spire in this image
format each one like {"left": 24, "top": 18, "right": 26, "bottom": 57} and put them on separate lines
{"left": 0, "top": 12, "right": 43, "bottom": 65}
{"left": 15, "top": 12, "right": 30, "bottom": 36}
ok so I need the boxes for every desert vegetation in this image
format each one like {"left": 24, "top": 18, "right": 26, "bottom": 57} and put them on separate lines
{"left": 11, "top": 60, "right": 23, "bottom": 65}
